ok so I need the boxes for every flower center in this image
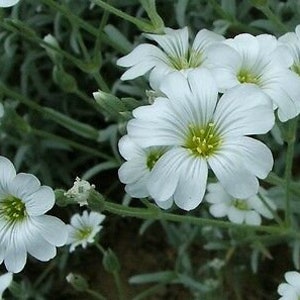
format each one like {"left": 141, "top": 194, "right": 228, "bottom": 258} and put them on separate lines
{"left": 291, "top": 63, "right": 300, "bottom": 76}
{"left": 77, "top": 227, "right": 93, "bottom": 240}
{"left": 232, "top": 199, "right": 249, "bottom": 210}
{"left": 185, "top": 123, "right": 221, "bottom": 158}
{"left": 146, "top": 149, "right": 165, "bottom": 170}
{"left": 237, "top": 70, "right": 259, "bottom": 84}
{"left": 168, "top": 49, "right": 203, "bottom": 70}
{"left": 0, "top": 195, "right": 26, "bottom": 222}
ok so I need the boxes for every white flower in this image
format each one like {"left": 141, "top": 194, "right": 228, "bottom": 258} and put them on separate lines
{"left": 0, "top": 0, "right": 19, "bottom": 7}
{"left": 127, "top": 69, "right": 274, "bottom": 210}
{"left": 118, "top": 135, "right": 173, "bottom": 209}
{"left": 278, "top": 271, "right": 300, "bottom": 300}
{"left": 207, "top": 33, "right": 300, "bottom": 121}
{"left": 0, "top": 272, "right": 12, "bottom": 299}
{"left": 279, "top": 25, "right": 300, "bottom": 78}
{"left": 117, "top": 27, "right": 224, "bottom": 89}
{"left": 66, "top": 210, "right": 105, "bottom": 252}
{"left": 205, "top": 183, "right": 276, "bottom": 225}
{"left": 0, "top": 156, "right": 67, "bottom": 273}
{"left": 64, "top": 177, "right": 95, "bottom": 206}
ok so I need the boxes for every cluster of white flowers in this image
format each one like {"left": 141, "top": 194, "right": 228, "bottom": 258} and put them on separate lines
{"left": 117, "top": 25, "right": 300, "bottom": 216}
{"left": 0, "top": 155, "right": 105, "bottom": 277}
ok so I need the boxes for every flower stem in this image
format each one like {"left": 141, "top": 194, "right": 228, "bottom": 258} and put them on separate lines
{"left": 284, "top": 117, "right": 298, "bottom": 227}
{"left": 86, "top": 288, "right": 107, "bottom": 300}
{"left": 89, "top": 191, "right": 286, "bottom": 236}
{"left": 113, "top": 271, "right": 126, "bottom": 300}
{"left": 91, "top": 0, "right": 153, "bottom": 32}
{"left": 256, "top": 5, "right": 289, "bottom": 33}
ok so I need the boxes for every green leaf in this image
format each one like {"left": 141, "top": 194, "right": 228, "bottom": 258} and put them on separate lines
{"left": 42, "top": 107, "right": 99, "bottom": 140}
{"left": 129, "top": 271, "right": 176, "bottom": 284}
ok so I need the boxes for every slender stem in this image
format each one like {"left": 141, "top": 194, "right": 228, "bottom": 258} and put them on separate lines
{"left": 88, "top": 191, "right": 286, "bottom": 235}
{"left": 113, "top": 271, "right": 126, "bottom": 300}
{"left": 33, "top": 129, "right": 113, "bottom": 159}
{"left": 284, "top": 117, "right": 298, "bottom": 226}
{"left": 93, "top": 73, "right": 110, "bottom": 93}
{"left": 264, "top": 172, "right": 300, "bottom": 197}
{"left": 86, "top": 289, "right": 107, "bottom": 300}
{"left": 91, "top": 0, "right": 152, "bottom": 31}
{"left": 33, "top": 261, "right": 56, "bottom": 288}
{"left": 95, "top": 242, "right": 106, "bottom": 255}
{"left": 132, "top": 284, "right": 164, "bottom": 300}
{"left": 257, "top": 192, "right": 283, "bottom": 226}
{"left": 258, "top": 5, "right": 289, "bottom": 33}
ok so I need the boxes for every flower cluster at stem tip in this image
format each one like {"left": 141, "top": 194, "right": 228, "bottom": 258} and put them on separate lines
{"left": 116, "top": 24, "right": 300, "bottom": 215}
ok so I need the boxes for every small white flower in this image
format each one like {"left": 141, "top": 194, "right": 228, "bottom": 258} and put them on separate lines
{"left": 127, "top": 69, "right": 274, "bottom": 210}
{"left": 66, "top": 210, "right": 105, "bottom": 252}
{"left": 0, "top": 272, "right": 12, "bottom": 299}
{"left": 278, "top": 271, "right": 300, "bottom": 300}
{"left": 207, "top": 33, "right": 300, "bottom": 121}
{"left": 64, "top": 177, "right": 95, "bottom": 206}
{"left": 117, "top": 27, "right": 224, "bottom": 89}
{"left": 0, "top": 0, "right": 20, "bottom": 7}
{"left": 0, "top": 156, "right": 67, "bottom": 273}
{"left": 118, "top": 135, "right": 173, "bottom": 209}
{"left": 205, "top": 183, "right": 276, "bottom": 225}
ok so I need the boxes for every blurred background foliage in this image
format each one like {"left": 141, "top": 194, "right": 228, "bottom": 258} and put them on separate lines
{"left": 1, "top": 0, "right": 300, "bottom": 299}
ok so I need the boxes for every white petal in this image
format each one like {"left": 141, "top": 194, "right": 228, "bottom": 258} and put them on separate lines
{"left": 5, "top": 240, "right": 27, "bottom": 273}
{"left": 262, "top": 70, "right": 300, "bottom": 122}
{"left": 286, "top": 271, "right": 300, "bottom": 289}
{"left": 256, "top": 34, "right": 278, "bottom": 57}
{"left": 154, "top": 197, "right": 173, "bottom": 209}
{"left": 149, "top": 64, "right": 173, "bottom": 90}
{"left": 0, "top": 0, "right": 19, "bottom": 7}
{"left": 222, "top": 137, "right": 273, "bottom": 179}
{"left": 210, "top": 68, "right": 240, "bottom": 92}
{"left": 146, "top": 27, "right": 189, "bottom": 58}
{"left": 228, "top": 206, "right": 245, "bottom": 224}
{"left": 118, "top": 159, "right": 148, "bottom": 184}
{"left": 0, "top": 272, "right": 12, "bottom": 297}
{"left": 159, "top": 71, "right": 192, "bottom": 102}
{"left": 25, "top": 233, "right": 56, "bottom": 262}
{"left": 225, "top": 33, "right": 259, "bottom": 67}
{"left": 245, "top": 211, "right": 261, "bottom": 225}
{"left": 147, "top": 148, "right": 186, "bottom": 202}
{"left": 278, "top": 283, "right": 291, "bottom": 296}
{"left": 117, "top": 43, "right": 167, "bottom": 67}
{"left": 205, "top": 183, "right": 232, "bottom": 204}
{"left": 209, "top": 203, "right": 228, "bottom": 217}
{"left": 214, "top": 84, "right": 274, "bottom": 136}
{"left": 25, "top": 186, "right": 55, "bottom": 216}
{"left": 0, "top": 156, "right": 16, "bottom": 192}
{"left": 208, "top": 150, "right": 259, "bottom": 198}
{"left": 125, "top": 177, "right": 150, "bottom": 198}
{"left": 128, "top": 98, "right": 186, "bottom": 147}
{"left": 8, "top": 173, "right": 40, "bottom": 200}
{"left": 118, "top": 135, "right": 144, "bottom": 161}
{"left": 186, "top": 69, "right": 219, "bottom": 124}
{"left": 206, "top": 43, "right": 241, "bottom": 71}
{"left": 173, "top": 156, "right": 208, "bottom": 211}
{"left": 32, "top": 215, "right": 67, "bottom": 247}
{"left": 192, "top": 29, "right": 224, "bottom": 53}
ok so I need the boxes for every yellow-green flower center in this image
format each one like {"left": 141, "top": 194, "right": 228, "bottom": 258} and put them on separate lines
{"left": 291, "top": 63, "right": 300, "bottom": 76}
{"left": 146, "top": 150, "right": 165, "bottom": 170}
{"left": 185, "top": 123, "right": 222, "bottom": 158}
{"left": 0, "top": 195, "right": 26, "bottom": 222}
{"left": 232, "top": 199, "right": 249, "bottom": 210}
{"left": 168, "top": 49, "right": 203, "bottom": 70}
{"left": 237, "top": 70, "right": 259, "bottom": 84}
{"left": 76, "top": 227, "right": 93, "bottom": 240}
